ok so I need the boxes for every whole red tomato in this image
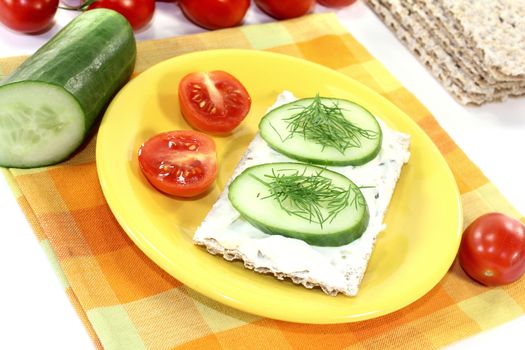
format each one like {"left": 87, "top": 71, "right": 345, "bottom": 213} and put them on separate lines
{"left": 317, "top": 0, "right": 356, "bottom": 7}
{"left": 179, "top": 0, "right": 250, "bottom": 30}
{"left": 0, "top": 0, "right": 58, "bottom": 33}
{"left": 254, "top": 0, "right": 315, "bottom": 20}
{"left": 459, "top": 212, "right": 525, "bottom": 286}
{"left": 87, "top": 0, "right": 155, "bottom": 30}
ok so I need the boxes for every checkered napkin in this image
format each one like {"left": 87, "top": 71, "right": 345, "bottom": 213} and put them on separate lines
{"left": 1, "top": 13, "right": 524, "bottom": 350}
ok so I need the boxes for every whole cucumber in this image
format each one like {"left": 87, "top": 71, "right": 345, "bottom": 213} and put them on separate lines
{"left": 0, "top": 9, "right": 136, "bottom": 168}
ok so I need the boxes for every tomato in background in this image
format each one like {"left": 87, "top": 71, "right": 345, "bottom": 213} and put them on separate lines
{"left": 178, "top": 71, "right": 251, "bottom": 133}
{"left": 459, "top": 212, "right": 525, "bottom": 286}
{"left": 254, "top": 0, "right": 315, "bottom": 20}
{"left": 0, "top": 0, "right": 58, "bottom": 33}
{"left": 87, "top": 0, "right": 155, "bottom": 30}
{"left": 317, "top": 0, "right": 356, "bottom": 8}
{"left": 179, "top": 0, "right": 250, "bottom": 30}
{"left": 138, "top": 130, "right": 218, "bottom": 197}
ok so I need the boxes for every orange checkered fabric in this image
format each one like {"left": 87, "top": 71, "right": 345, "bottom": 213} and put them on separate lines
{"left": 1, "top": 13, "right": 524, "bottom": 350}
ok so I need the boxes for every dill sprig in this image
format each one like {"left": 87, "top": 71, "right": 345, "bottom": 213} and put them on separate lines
{"left": 252, "top": 167, "right": 363, "bottom": 228}
{"left": 282, "top": 95, "right": 378, "bottom": 154}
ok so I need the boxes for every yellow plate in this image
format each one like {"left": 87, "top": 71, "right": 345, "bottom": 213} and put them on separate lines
{"left": 96, "top": 49, "right": 462, "bottom": 324}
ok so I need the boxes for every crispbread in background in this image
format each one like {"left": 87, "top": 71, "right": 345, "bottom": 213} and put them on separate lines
{"left": 368, "top": 0, "right": 485, "bottom": 104}
{"left": 415, "top": 0, "right": 523, "bottom": 87}
{"left": 440, "top": 0, "right": 525, "bottom": 79}
{"left": 407, "top": 0, "right": 525, "bottom": 93}
{"left": 368, "top": 0, "right": 525, "bottom": 105}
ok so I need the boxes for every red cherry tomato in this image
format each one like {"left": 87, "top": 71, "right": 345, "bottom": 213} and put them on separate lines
{"left": 254, "top": 0, "right": 315, "bottom": 20}
{"left": 459, "top": 212, "right": 525, "bottom": 286}
{"left": 178, "top": 71, "right": 251, "bottom": 133}
{"left": 138, "top": 130, "right": 218, "bottom": 197}
{"left": 317, "top": 0, "right": 356, "bottom": 8}
{"left": 87, "top": 0, "right": 155, "bottom": 30}
{"left": 0, "top": 0, "right": 58, "bottom": 33}
{"left": 178, "top": 0, "right": 250, "bottom": 30}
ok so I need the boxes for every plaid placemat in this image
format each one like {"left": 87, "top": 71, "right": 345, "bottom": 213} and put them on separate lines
{"left": 1, "top": 13, "right": 524, "bottom": 350}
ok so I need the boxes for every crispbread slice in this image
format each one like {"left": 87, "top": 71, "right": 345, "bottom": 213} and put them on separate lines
{"left": 368, "top": 0, "right": 487, "bottom": 104}
{"left": 397, "top": 0, "right": 525, "bottom": 98}
{"left": 408, "top": 0, "right": 525, "bottom": 93}
{"left": 193, "top": 92, "right": 410, "bottom": 297}
{"left": 440, "top": 0, "right": 525, "bottom": 80}
{"left": 368, "top": 0, "right": 525, "bottom": 104}
{"left": 381, "top": 0, "right": 496, "bottom": 96}
{"left": 416, "top": 0, "right": 523, "bottom": 83}
{"left": 413, "top": 0, "right": 502, "bottom": 86}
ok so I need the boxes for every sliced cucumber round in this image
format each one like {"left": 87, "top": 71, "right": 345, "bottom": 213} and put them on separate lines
{"left": 259, "top": 97, "right": 382, "bottom": 166}
{"left": 228, "top": 162, "right": 369, "bottom": 247}
{"left": 0, "top": 82, "right": 85, "bottom": 168}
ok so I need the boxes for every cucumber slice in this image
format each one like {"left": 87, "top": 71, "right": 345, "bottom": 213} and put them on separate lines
{"left": 259, "top": 97, "right": 382, "bottom": 166}
{"left": 0, "top": 82, "right": 84, "bottom": 168}
{"left": 228, "top": 162, "right": 369, "bottom": 247}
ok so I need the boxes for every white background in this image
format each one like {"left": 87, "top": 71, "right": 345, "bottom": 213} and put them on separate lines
{"left": 1, "top": 1, "right": 524, "bottom": 349}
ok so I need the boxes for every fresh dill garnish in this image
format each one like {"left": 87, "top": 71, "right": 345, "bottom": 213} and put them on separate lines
{"left": 282, "top": 95, "right": 378, "bottom": 154}
{"left": 250, "top": 167, "right": 364, "bottom": 228}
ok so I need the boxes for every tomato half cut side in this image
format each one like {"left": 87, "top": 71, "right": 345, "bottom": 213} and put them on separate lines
{"left": 138, "top": 130, "right": 218, "bottom": 197}
{"left": 178, "top": 71, "right": 251, "bottom": 133}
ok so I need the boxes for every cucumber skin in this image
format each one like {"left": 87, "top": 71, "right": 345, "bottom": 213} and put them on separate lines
{"left": 228, "top": 162, "right": 370, "bottom": 247}
{"left": 261, "top": 140, "right": 382, "bottom": 167}
{"left": 239, "top": 209, "right": 370, "bottom": 247}
{"left": 259, "top": 98, "right": 383, "bottom": 166}
{"left": 1, "top": 9, "right": 136, "bottom": 135}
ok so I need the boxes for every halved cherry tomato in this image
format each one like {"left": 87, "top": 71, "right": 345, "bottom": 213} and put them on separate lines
{"left": 317, "top": 0, "right": 356, "bottom": 8}
{"left": 178, "top": 71, "right": 251, "bottom": 133}
{"left": 254, "top": 0, "right": 315, "bottom": 20}
{"left": 178, "top": 0, "right": 250, "bottom": 30}
{"left": 459, "top": 212, "right": 525, "bottom": 286}
{"left": 138, "top": 130, "right": 218, "bottom": 197}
